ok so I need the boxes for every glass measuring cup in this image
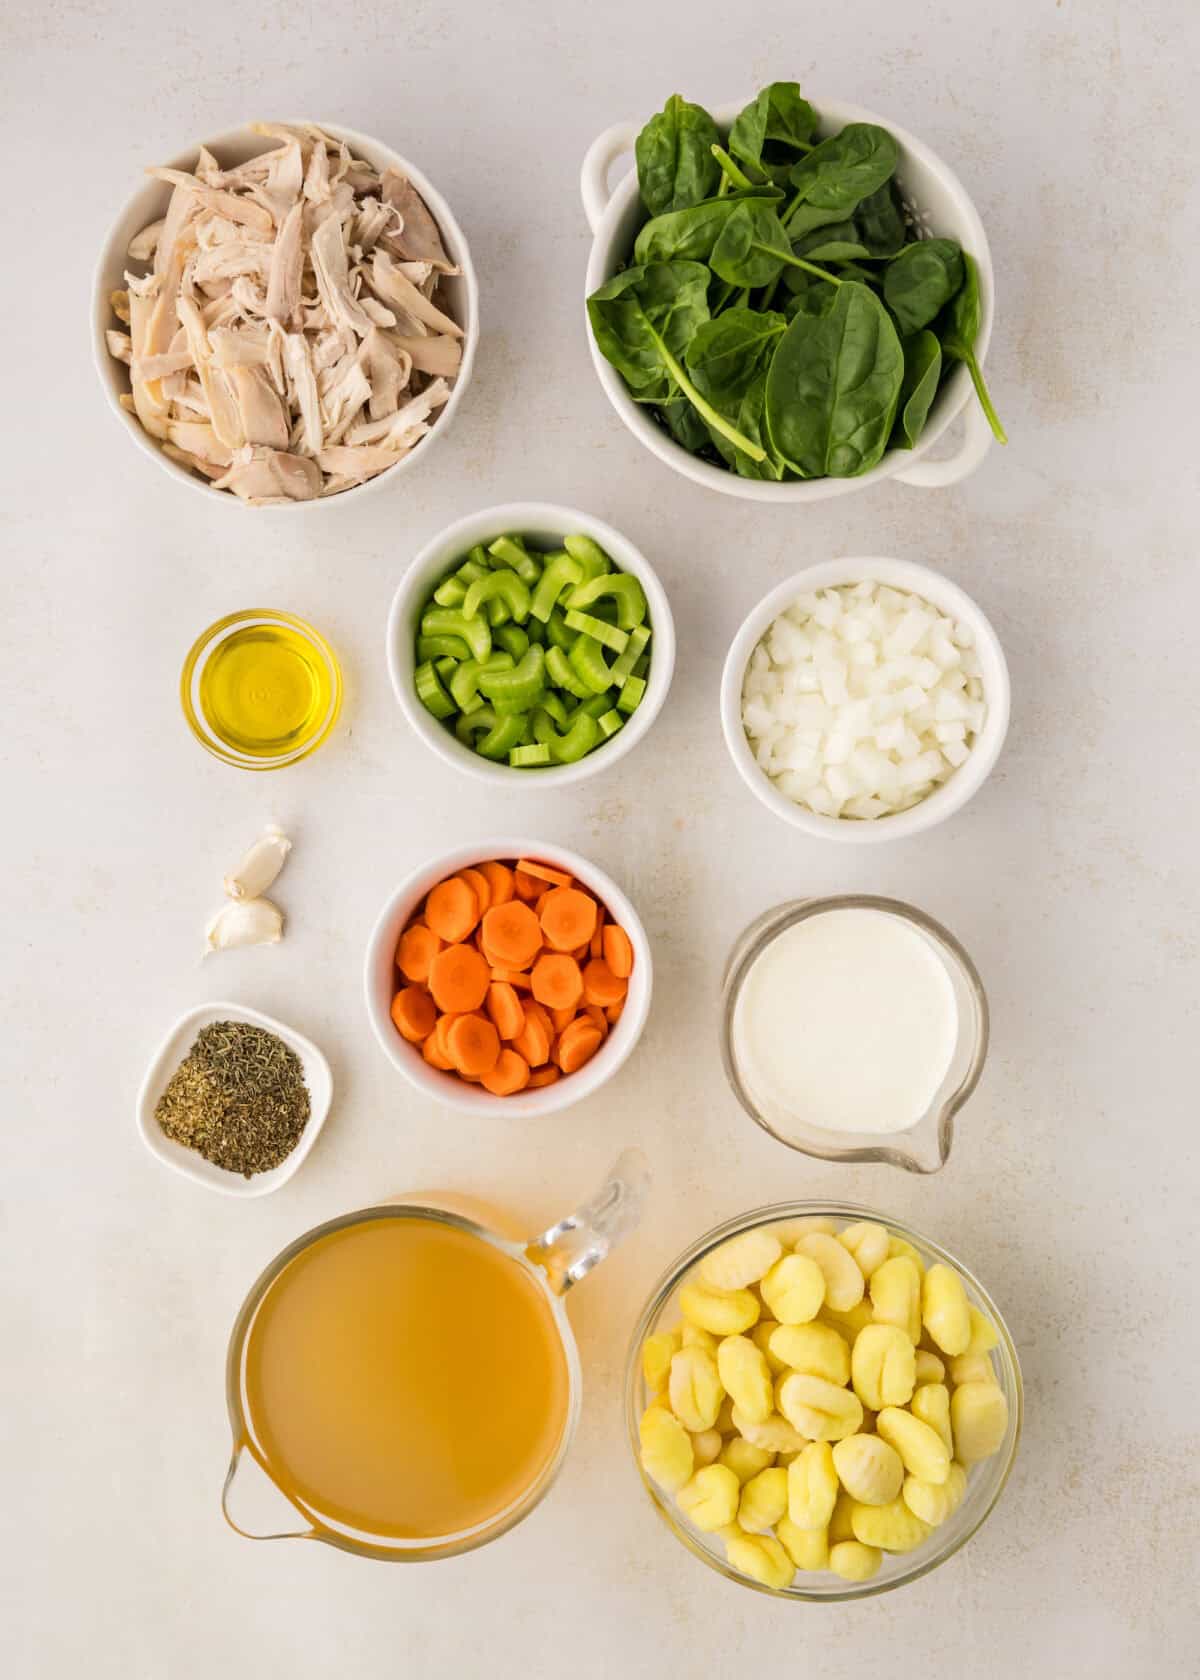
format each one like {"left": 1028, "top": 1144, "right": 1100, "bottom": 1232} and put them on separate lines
{"left": 222, "top": 1149, "right": 648, "bottom": 1561}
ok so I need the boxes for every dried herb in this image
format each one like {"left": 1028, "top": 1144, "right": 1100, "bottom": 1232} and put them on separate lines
{"left": 155, "top": 1021, "right": 310, "bottom": 1178}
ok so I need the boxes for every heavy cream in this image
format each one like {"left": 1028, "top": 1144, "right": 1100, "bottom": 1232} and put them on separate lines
{"left": 731, "top": 908, "right": 958, "bottom": 1137}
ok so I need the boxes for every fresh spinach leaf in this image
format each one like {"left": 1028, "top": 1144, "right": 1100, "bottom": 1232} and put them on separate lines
{"left": 791, "top": 222, "right": 872, "bottom": 263}
{"left": 729, "top": 82, "right": 818, "bottom": 182}
{"left": 685, "top": 308, "right": 788, "bottom": 478}
{"left": 587, "top": 261, "right": 765, "bottom": 460}
{"left": 635, "top": 95, "right": 721, "bottom": 216}
{"left": 785, "top": 123, "right": 900, "bottom": 233}
{"left": 633, "top": 189, "right": 780, "bottom": 266}
{"left": 935, "top": 251, "right": 1007, "bottom": 443}
{"left": 852, "top": 180, "right": 907, "bottom": 257}
{"left": 883, "top": 238, "right": 964, "bottom": 335}
{"left": 895, "top": 329, "right": 942, "bottom": 447}
{"left": 782, "top": 269, "right": 839, "bottom": 319}
{"left": 660, "top": 392, "right": 713, "bottom": 453}
{"left": 764, "top": 281, "right": 904, "bottom": 477}
{"left": 710, "top": 199, "right": 845, "bottom": 290}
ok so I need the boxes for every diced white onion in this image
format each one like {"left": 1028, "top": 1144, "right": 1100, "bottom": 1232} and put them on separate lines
{"left": 740, "top": 581, "right": 987, "bottom": 822}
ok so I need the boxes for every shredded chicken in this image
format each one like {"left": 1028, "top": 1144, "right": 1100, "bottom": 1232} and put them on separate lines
{"left": 108, "top": 124, "right": 464, "bottom": 501}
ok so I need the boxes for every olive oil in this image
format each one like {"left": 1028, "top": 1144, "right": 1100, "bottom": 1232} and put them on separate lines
{"left": 199, "top": 622, "right": 332, "bottom": 758}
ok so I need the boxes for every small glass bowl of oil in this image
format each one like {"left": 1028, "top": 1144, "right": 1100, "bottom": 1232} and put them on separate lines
{"left": 181, "top": 610, "right": 343, "bottom": 770}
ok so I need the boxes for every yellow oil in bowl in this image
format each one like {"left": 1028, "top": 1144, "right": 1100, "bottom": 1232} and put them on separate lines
{"left": 182, "top": 610, "right": 342, "bottom": 770}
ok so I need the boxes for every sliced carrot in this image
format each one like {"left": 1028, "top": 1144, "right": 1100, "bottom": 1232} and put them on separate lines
{"left": 480, "top": 1048, "right": 531, "bottom": 1096}
{"left": 605, "top": 999, "right": 624, "bottom": 1024}
{"left": 523, "top": 998, "right": 553, "bottom": 1034}
{"left": 490, "top": 965, "right": 532, "bottom": 990}
{"left": 513, "top": 1009, "right": 551, "bottom": 1068}
{"left": 531, "top": 952, "right": 584, "bottom": 1011}
{"left": 551, "top": 1005, "right": 576, "bottom": 1038}
{"left": 556, "top": 1019, "right": 604, "bottom": 1074}
{"left": 584, "top": 1004, "right": 609, "bottom": 1038}
{"left": 422, "top": 1031, "right": 454, "bottom": 1071}
{"left": 589, "top": 909, "right": 606, "bottom": 959}
{"left": 425, "top": 875, "right": 479, "bottom": 942}
{"left": 397, "top": 923, "right": 443, "bottom": 984}
{"left": 479, "top": 860, "right": 515, "bottom": 906}
{"left": 582, "top": 957, "right": 627, "bottom": 1008}
{"left": 527, "top": 1065, "right": 561, "bottom": 1089}
{"left": 428, "top": 942, "right": 490, "bottom": 1013}
{"left": 391, "top": 986, "right": 437, "bottom": 1043}
{"left": 539, "top": 886, "right": 599, "bottom": 954}
{"left": 517, "top": 858, "right": 573, "bottom": 889}
{"left": 533, "top": 889, "right": 551, "bottom": 918}
{"left": 512, "top": 868, "right": 542, "bottom": 901}
{"left": 602, "top": 924, "right": 634, "bottom": 980}
{"left": 458, "top": 866, "right": 492, "bottom": 915}
{"left": 446, "top": 1012, "right": 501, "bottom": 1076}
{"left": 486, "top": 982, "right": 525, "bottom": 1041}
{"left": 569, "top": 943, "right": 591, "bottom": 963}
{"left": 480, "top": 900, "right": 542, "bottom": 969}
{"left": 433, "top": 1012, "right": 463, "bottom": 1061}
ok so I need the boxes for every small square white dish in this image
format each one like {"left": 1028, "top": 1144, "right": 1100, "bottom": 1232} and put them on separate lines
{"left": 135, "top": 1001, "right": 332, "bottom": 1197}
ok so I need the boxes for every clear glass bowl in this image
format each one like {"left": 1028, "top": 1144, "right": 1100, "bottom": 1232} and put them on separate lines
{"left": 624, "top": 1201, "right": 1022, "bottom": 1602}
{"left": 180, "top": 609, "right": 342, "bottom": 771}
{"left": 721, "top": 896, "right": 988, "bottom": 1173}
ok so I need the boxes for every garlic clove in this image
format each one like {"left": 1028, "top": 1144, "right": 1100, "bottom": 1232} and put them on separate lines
{"left": 205, "top": 897, "right": 284, "bottom": 954}
{"left": 224, "top": 825, "right": 292, "bottom": 900}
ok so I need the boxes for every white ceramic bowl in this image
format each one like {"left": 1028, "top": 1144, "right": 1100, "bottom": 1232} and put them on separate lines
{"left": 720, "top": 557, "right": 1010, "bottom": 843}
{"left": 93, "top": 121, "right": 478, "bottom": 509}
{"left": 364, "top": 838, "right": 652, "bottom": 1118}
{"left": 581, "top": 97, "right": 996, "bottom": 501}
{"left": 135, "top": 1001, "right": 333, "bottom": 1197}
{"left": 388, "top": 503, "right": 675, "bottom": 787}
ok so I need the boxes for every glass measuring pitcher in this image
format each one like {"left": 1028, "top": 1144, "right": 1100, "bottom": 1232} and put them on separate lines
{"left": 222, "top": 1150, "right": 648, "bottom": 1561}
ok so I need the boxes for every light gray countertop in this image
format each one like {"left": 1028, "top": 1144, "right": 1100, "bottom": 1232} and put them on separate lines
{"left": 3, "top": 1, "right": 1197, "bottom": 1674}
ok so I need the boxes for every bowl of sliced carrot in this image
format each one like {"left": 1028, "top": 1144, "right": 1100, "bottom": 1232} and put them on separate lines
{"left": 364, "top": 838, "right": 652, "bottom": 1117}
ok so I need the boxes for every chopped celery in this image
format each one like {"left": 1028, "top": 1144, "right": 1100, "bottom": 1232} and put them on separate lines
{"left": 568, "top": 633, "right": 614, "bottom": 696}
{"left": 609, "top": 623, "right": 651, "bottom": 686}
{"left": 545, "top": 645, "right": 592, "bottom": 699}
{"left": 563, "top": 533, "right": 612, "bottom": 580}
{"left": 510, "top": 742, "right": 553, "bottom": 768}
{"left": 487, "top": 534, "right": 540, "bottom": 585}
{"left": 415, "top": 660, "right": 455, "bottom": 719}
{"left": 433, "top": 574, "right": 468, "bottom": 608}
{"left": 530, "top": 552, "right": 584, "bottom": 622}
{"left": 494, "top": 623, "right": 530, "bottom": 660}
{"left": 420, "top": 607, "right": 491, "bottom": 661}
{"left": 566, "top": 571, "right": 647, "bottom": 629}
{"left": 598, "top": 709, "right": 624, "bottom": 739}
{"left": 617, "top": 674, "right": 647, "bottom": 714}
{"left": 463, "top": 570, "right": 531, "bottom": 624}
{"left": 564, "top": 609, "right": 629, "bottom": 654}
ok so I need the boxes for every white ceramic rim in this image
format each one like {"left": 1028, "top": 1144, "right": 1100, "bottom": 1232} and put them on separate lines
{"left": 134, "top": 1000, "right": 333, "bottom": 1197}
{"left": 719, "top": 557, "right": 1011, "bottom": 843}
{"left": 364, "top": 838, "right": 653, "bottom": 1117}
{"left": 92, "top": 119, "right": 479, "bottom": 511}
{"left": 387, "top": 502, "right": 676, "bottom": 788}
{"left": 583, "top": 96, "right": 995, "bottom": 501}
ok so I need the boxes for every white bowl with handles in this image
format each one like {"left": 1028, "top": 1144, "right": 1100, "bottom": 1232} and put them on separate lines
{"left": 93, "top": 120, "right": 478, "bottom": 509}
{"left": 581, "top": 97, "right": 996, "bottom": 501}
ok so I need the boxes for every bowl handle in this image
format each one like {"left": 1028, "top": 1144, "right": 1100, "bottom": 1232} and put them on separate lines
{"left": 580, "top": 122, "right": 639, "bottom": 234}
{"left": 891, "top": 400, "right": 994, "bottom": 489}
{"left": 525, "top": 1148, "right": 650, "bottom": 1293}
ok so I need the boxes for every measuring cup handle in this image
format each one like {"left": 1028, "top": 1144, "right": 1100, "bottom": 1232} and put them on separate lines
{"left": 221, "top": 1442, "right": 315, "bottom": 1542}
{"left": 526, "top": 1148, "right": 650, "bottom": 1293}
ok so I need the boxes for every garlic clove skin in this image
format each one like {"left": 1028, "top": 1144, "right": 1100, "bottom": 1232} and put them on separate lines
{"left": 205, "top": 897, "right": 284, "bottom": 954}
{"left": 224, "top": 825, "right": 292, "bottom": 900}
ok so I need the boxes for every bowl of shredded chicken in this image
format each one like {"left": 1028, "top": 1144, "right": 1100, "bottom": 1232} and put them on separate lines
{"left": 94, "top": 121, "right": 477, "bottom": 505}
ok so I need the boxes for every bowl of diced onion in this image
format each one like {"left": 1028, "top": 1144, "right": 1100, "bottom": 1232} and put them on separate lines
{"left": 720, "top": 559, "right": 1009, "bottom": 843}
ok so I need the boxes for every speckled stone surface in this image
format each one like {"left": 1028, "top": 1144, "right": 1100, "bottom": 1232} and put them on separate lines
{"left": 3, "top": 2, "right": 1197, "bottom": 1674}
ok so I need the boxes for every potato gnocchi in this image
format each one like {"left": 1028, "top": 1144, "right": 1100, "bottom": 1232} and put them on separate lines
{"left": 637, "top": 1214, "right": 1011, "bottom": 1591}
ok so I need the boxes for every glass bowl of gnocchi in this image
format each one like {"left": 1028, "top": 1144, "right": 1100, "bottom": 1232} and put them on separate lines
{"left": 625, "top": 1204, "right": 1021, "bottom": 1600}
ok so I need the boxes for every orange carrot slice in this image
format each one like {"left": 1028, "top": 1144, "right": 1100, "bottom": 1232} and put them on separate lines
{"left": 486, "top": 982, "right": 525, "bottom": 1042}
{"left": 551, "top": 1005, "right": 576, "bottom": 1038}
{"left": 446, "top": 1012, "right": 501, "bottom": 1076}
{"left": 391, "top": 986, "right": 437, "bottom": 1043}
{"left": 428, "top": 942, "right": 490, "bottom": 1013}
{"left": 589, "top": 910, "right": 606, "bottom": 959}
{"left": 458, "top": 866, "right": 492, "bottom": 915}
{"left": 479, "top": 860, "right": 515, "bottom": 906}
{"left": 433, "top": 1012, "right": 463, "bottom": 1061}
{"left": 556, "top": 1019, "right": 604, "bottom": 1074}
{"left": 605, "top": 999, "right": 625, "bottom": 1025}
{"left": 513, "top": 1009, "right": 551, "bottom": 1068}
{"left": 602, "top": 924, "right": 634, "bottom": 980}
{"left": 512, "top": 868, "right": 542, "bottom": 901}
{"left": 422, "top": 1031, "right": 454, "bottom": 1070}
{"left": 517, "top": 858, "right": 573, "bottom": 889}
{"left": 527, "top": 1065, "right": 561, "bottom": 1089}
{"left": 582, "top": 957, "right": 626, "bottom": 1008}
{"left": 531, "top": 953, "right": 584, "bottom": 1011}
{"left": 584, "top": 1004, "right": 609, "bottom": 1038}
{"left": 425, "top": 875, "right": 479, "bottom": 942}
{"left": 480, "top": 1048, "right": 531, "bottom": 1096}
{"left": 397, "top": 923, "right": 443, "bottom": 984}
{"left": 540, "top": 887, "right": 598, "bottom": 953}
{"left": 490, "top": 966, "right": 532, "bottom": 990}
{"left": 481, "top": 900, "right": 542, "bottom": 969}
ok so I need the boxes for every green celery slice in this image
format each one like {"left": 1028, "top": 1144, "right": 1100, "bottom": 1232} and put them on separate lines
{"left": 545, "top": 645, "right": 591, "bottom": 699}
{"left": 563, "top": 533, "right": 612, "bottom": 580}
{"left": 487, "top": 535, "right": 541, "bottom": 585}
{"left": 609, "top": 624, "right": 651, "bottom": 686}
{"left": 566, "top": 571, "right": 647, "bottom": 630}
{"left": 433, "top": 574, "right": 468, "bottom": 608}
{"left": 568, "top": 633, "right": 614, "bottom": 696}
{"left": 417, "top": 633, "right": 472, "bottom": 662}
{"left": 477, "top": 645, "right": 546, "bottom": 710}
{"left": 510, "top": 742, "right": 553, "bottom": 768}
{"left": 420, "top": 607, "right": 491, "bottom": 661}
{"left": 530, "top": 552, "right": 584, "bottom": 622}
{"left": 598, "top": 709, "right": 624, "bottom": 739}
{"left": 564, "top": 609, "right": 629, "bottom": 654}
{"left": 495, "top": 624, "right": 530, "bottom": 660}
{"left": 463, "top": 570, "right": 531, "bottom": 624}
{"left": 617, "top": 674, "right": 647, "bottom": 714}
{"left": 415, "top": 660, "right": 455, "bottom": 719}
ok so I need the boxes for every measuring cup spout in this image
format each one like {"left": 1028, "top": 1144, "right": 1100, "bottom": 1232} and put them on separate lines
{"left": 525, "top": 1147, "right": 650, "bottom": 1293}
{"left": 221, "top": 1441, "right": 315, "bottom": 1542}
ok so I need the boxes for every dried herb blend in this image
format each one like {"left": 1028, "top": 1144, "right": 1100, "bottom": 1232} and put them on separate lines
{"left": 155, "top": 1021, "right": 310, "bottom": 1177}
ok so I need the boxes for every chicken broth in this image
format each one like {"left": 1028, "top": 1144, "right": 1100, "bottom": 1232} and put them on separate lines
{"left": 241, "top": 1215, "right": 571, "bottom": 1541}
